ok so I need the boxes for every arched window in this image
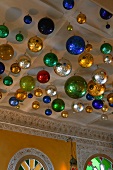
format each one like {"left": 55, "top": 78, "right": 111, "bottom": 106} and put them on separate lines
{"left": 84, "top": 154, "right": 113, "bottom": 170}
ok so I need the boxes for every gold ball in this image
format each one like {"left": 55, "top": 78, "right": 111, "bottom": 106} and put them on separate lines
{"left": 85, "top": 106, "right": 93, "bottom": 113}
{"left": 10, "top": 63, "right": 21, "bottom": 74}
{"left": 28, "top": 36, "right": 43, "bottom": 52}
{"left": 15, "top": 89, "right": 27, "bottom": 101}
{"left": 107, "top": 93, "right": 113, "bottom": 104}
{"left": 34, "top": 88, "right": 43, "bottom": 97}
{"left": 32, "top": 101, "right": 40, "bottom": 109}
{"left": 85, "top": 43, "right": 93, "bottom": 52}
{"left": 77, "top": 12, "right": 86, "bottom": 24}
{"left": 0, "top": 92, "right": 2, "bottom": 99}
{"left": 16, "top": 105, "right": 20, "bottom": 109}
{"left": 101, "top": 105, "right": 108, "bottom": 112}
{"left": 0, "top": 44, "right": 14, "bottom": 60}
{"left": 88, "top": 80, "right": 105, "bottom": 96}
{"left": 78, "top": 52, "right": 94, "bottom": 68}
{"left": 67, "top": 23, "right": 73, "bottom": 31}
{"left": 61, "top": 111, "right": 68, "bottom": 118}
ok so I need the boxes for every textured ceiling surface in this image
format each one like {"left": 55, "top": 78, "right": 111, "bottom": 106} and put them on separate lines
{"left": 0, "top": 0, "right": 113, "bottom": 132}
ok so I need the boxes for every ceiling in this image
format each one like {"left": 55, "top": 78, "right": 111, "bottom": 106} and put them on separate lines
{"left": 0, "top": 0, "right": 113, "bottom": 134}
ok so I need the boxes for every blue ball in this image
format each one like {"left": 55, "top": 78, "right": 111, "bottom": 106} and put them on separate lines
{"left": 9, "top": 97, "right": 19, "bottom": 106}
{"left": 66, "top": 36, "right": 85, "bottom": 55}
{"left": 45, "top": 109, "right": 52, "bottom": 116}
{"left": 109, "top": 103, "right": 113, "bottom": 107}
{"left": 100, "top": 8, "right": 112, "bottom": 20}
{"left": 24, "top": 15, "right": 32, "bottom": 24}
{"left": 106, "top": 23, "right": 110, "bottom": 29}
{"left": 92, "top": 99, "right": 103, "bottom": 109}
{"left": 28, "top": 93, "right": 33, "bottom": 98}
{"left": 43, "top": 96, "right": 51, "bottom": 104}
{"left": 86, "top": 93, "right": 94, "bottom": 101}
{"left": 63, "top": 0, "right": 74, "bottom": 10}
{"left": 0, "top": 62, "right": 5, "bottom": 74}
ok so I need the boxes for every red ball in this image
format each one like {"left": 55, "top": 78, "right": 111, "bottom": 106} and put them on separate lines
{"left": 37, "top": 70, "right": 50, "bottom": 83}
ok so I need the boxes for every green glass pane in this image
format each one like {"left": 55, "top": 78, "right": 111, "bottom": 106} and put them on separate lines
{"left": 102, "top": 158, "right": 111, "bottom": 169}
{"left": 26, "top": 159, "right": 29, "bottom": 166}
{"left": 86, "top": 166, "right": 93, "bottom": 170}
{"left": 35, "top": 160, "right": 38, "bottom": 167}
{"left": 92, "top": 157, "right": 101, "bottom": 169}
{"left": 19, "top": 165, "right": 24, "bottom": 170}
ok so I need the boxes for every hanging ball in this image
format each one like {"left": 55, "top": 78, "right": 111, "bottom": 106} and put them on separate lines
{"left": 109, "top": 103, "right": 113, "bottom": 107}
{"left": 16, "top": 32, "right": 24, "bottom": 42}
{"left": 63, "top": 0, "right": 74, "bottom": 10}
{"left": 103, "top": 54, "right": 113, "bottom": 64}
{"left": 85, "top": 43, "right": 93, "bottom": 52}
{"left": 106, "top": 23, "right": 110, "bottom": 29}
{"left": 78, "top": 52, "right": 94, "bottom": 68}
{"left": 38, "top": 17, "right": 54, "bottom": 35}
{"left": 52, "top": 98, "right": 65, "bottom": 112}
{"left": 66, "top": 36, "right": 85, "bottom": 55}
{"left": 10, "top": 63, "right": 21, "bottom": 74}
{"left": 0, "top": 92, "right": 2, "bottom": 99}
{"left": 95, "top": 94, "right": 104, "bottom": 100}
{"left": 101, "top": 104, "right": 108, "bottom": 112}
{"left": 0, "top": 25, "right": 9, "bottom": 38}
{"left": 16, "top": 105, "right": 20, "bottom": 109}
{"left": 0, "top": 44, "right": 14, "bottom": 60}
{"left": 107, "top": 93, "right": 113, "bottom": 104}
{"left": 32, "top": 101, "right": 40, "bottom": 109}
{"left": 65, "top": 76, "right": 87, "bottom": 99}
{"left": 67, "top": 23, "right": 73, "bottom": 31}
{"left": 28, "top": 93, "right": 33, "bottom": 98}
{"left": 9, "top": 97, "right": 19, "bottom": 106}
{"left": 34, "top": 88, "right": 43, "bottom": 97}
{"left": 24, "top": 15, "right": 32, "bottom": 24}
{"left": 61, "top": 111, "right": 68, "bottom": 118}
{"left": 3, "top": 76, "right": 13, "bottom": 86}
{"left": 45, "top": 109, "right": 52, "bottom": 116}
{"left": 15, "top": 89, "right": 27, "bottom": 101}
{"left": 101, "top": 114, "right": 108, "bottom": 120}
{"left": 0, "top": 62, "right": 5, "bottom": 74}
{"left": 77, "top": 12, "right": 86, "bottom": 24}
{"left": 18, "top": 55, "right": 31, "bottom": 69}
{"left": 43, "top": 96, "right": 51, "bottom": 104}
{"left": 92, "top": 99, "right": 104, "bottom": 109}
{"left": 28, "top": 36, "right": 43, "bottom": 52}
{"left": 54, "top": 58, "right": 72, "bottom": 77}
{"left": 72, "top": 101, "right": 84, "bottom": 112}
{"left": 85, "top": 106, "right": 93, "bottom": 113}
{"left": 43, "top": 52, "right": 58, "bottom": 67}
{"left": 37, "top": 70, "right": 50, "bottom": 83}
{"left": 86, "top": 93, "right": 94, "bottom": 101}
{"left": 45, "top": 85, "right": 57, "bottom": 97}
{"left": 100, "top": 43, "right": 112, "bottom": 54}
{"left": 100, "top": 8, "right": 112, "bottom": 20}
{"left": 20, "top": 76, "right": 35, "bottom": 92}
{"left": 92, "top": 68, "right": 108, "bottom": 84}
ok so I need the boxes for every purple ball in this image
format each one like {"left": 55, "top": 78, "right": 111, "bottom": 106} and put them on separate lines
{"left": 92, "top": 99, "right": 103, "bottom": 109}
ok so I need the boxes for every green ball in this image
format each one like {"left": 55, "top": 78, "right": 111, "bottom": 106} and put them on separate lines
{"left": 65, "top": 76, "right": 87, "bottom": 99}
{"left": 100, "top": 43, "right": 112, "bottom": 54}
{"left": 16, "top": 33, "right": 24, "bottom": 42}
{"left": 95, "top": 94, "right": 104, "bottom": 100}
{"left": 0, "top": 25, "right": 9, "bottom": 38}
{"left": 52, "top": 98, "right": 65, "bottom": 112}
{"left": 3, "top": 76, "right": 13, "bottom": 86}
{"left": 43, "top": 52, "right": 58, "bottom": 67}
{"left": 20, "top": 76, "right": 35, "bottom": 92}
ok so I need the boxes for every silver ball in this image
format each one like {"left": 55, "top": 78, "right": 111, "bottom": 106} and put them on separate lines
{"left": 101, "top": 114, "right": 108, "bottom": 120}
{"left": 103, "top": 54, "right": 113, "bottom": 64}
{"left": 72, "top": 101, "right": 84, "bottom": 112}
{"left": 45, "top": 85, "right": 57, "bottom": 97}
{"left": 18, "top": 55, "right": 31, "bottom": 69}
{"left": 92, "top": 68, "right": 108, "bottom": 84}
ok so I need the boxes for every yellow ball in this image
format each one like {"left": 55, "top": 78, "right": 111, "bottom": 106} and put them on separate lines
{"left": 67, "top": 23, "right": 73, "bottom": 31}
{"left": 34, "top": 88, "right": 43, "bottom": 97}
{"left": 78, "top": 52, "right": 94, "bottom": 68}
{"left": 61, "top": 111, "right": 68, "bottom": 118}
{"left": 32, "top": 101, "right": 40, "bottom": 110}
{"left": 0, "top": 44, "right": 14, "bottom": 60}
{"left": 15, "top": 89, "right": 27, "bottom": 101}
{"left": 28, "top": 36, "right": 43, "bottom": 52}
{"left": 85, "top": 43, "right": 93, "bottom": 52}
{"left": 101, "top": 105, "right": 108, "bottom": 112}
{"left": 10, "top": 63, "right": 21, "bottom": 74}
{"left": 85, "top": 106, "right": 93, "bottom": 113}
{"left": 16, "top": 105, "right": 20, "bottom": 109}
{"left": 77, "top": 13, "right": 86, "bottom": 24}
{"left": 107, "top": 93, "right": 113, "bottom": 104}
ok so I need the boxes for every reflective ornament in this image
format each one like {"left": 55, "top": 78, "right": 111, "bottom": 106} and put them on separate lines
{"left": 61, "top": 111, "right": 68, "bottom": 118}
{"left": 63, "top": 0, "right": 74, "bottom": 10}
{"left": 20, "top": 76, "right": 35, "bottom": 92}
{"left": 54, "top": 58, "right": 72, "bottom": 77}
{"left": 92, "top": 99, "right": 104, "bottom": 109}
{"left": 9, "top": 97, "right": 19, "bottom": 106}
{"left": 37, "top": 70, "right": 50, "bottom": 83}
{"left": 24, "top": 15, "right": 32, "bottom": 24}
{"left": 72, "top": 101, "right": 84, "bottom": 112}
{"left": 0, "top": 62, "right": 5, "bottom": 74}
{"left": 65, "top": 76, "right": 87, "bottom": 99}
{"left": 16, "top": 32, "right": 24, "bottom": 42}
{"left": 85, "top": 43, "right": 93, "bottom": 52}
{"left": 38, "top": 17, "right": 54, "bottom": 35}
{"left": 106, "top": 23, "right": 110, "bottom": 29}
{"left": 3, "top": 76, "right": 13, "bottom": 86}
{"left": 28, "top": 36, "right": 43, "bottom": 52}
{"left": 86, "top": 93, "right": 94, "bottom": 101}
{"left": 0, "top": 44, "right": 14, "bottom": 60}
{"left": 92, "top": 68, "right": 108, "bottom": 84}
{"left": 66, "top": 36, "right": 85, "bottom": 55}
{"left": 101, "top": 104, "right": 108, "bottom": 112}
{"left": 101, "top": 114, "right": 108, "bottom": 120}
{"left": 88, "top": 80, "right": 105, "bottom": 96}
{"left": 45, "top": 85, "right": 57, "bottom": 97}
{"left": 28, "top": 93, "right": 33, "bottom": 98}
{"left": 100, "top": 8, "right": 112, "bottom": 20}
{"left": 0, "top": 92, "right": 2, "bottom": 99}
{"left": 10, "top": 63, "right": 21, "bottom": 74}
{"left": 67, "top": 23, "right": 73, "bottom": 31}
{"left": 45, "top": 109, "right": 52, "bottom": 116}
{"left": 78, "top": 52, "right": 94, "bottom": 68}
{"left": 43, "top": 96, "right": 51, "bottom": 104}
{"left": 16, "top": 105, "right": 20, "bottom": 109}
{"left": 100, "top": 43, "right": 112, "bottom": 54}
{"left": 52, "top": 98, "right": 65, "bottom": 112}
{"left": 34, "top": 88, "right": 43, "bottom": 97}
{"left": 77, "top": 12, "right": 86, "bottom": 24}
{"left": 85, "top": 106, "right": 93, "bottom": 113}
{"left": 18, "top": 55, "right": 31, "bottom": 69}
{"left": 15, "top": 89, "right": 27, "bottom": 101}
{"left": 0, "top": 25, "right": 9, "bottom": 38}
{"left": 43, "top": 52, "right": 58, "bottom": 67}
{"left": 95, "top": 94, "right": 104, "bottom": 100}
{"left": 109, "top": 103, "right": 113, "bottom": 107}
{"left": 32, "top": 101, "right": 40, "bottom": 110}
{"left": 103, "top": 54, "right": 113, "bottom": 64}
{"left": 107, "top": 93, "right": 113, "bottom": 104}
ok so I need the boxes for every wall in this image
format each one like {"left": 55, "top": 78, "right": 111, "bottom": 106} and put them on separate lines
{"left": 0, "top": 129, "right": 76, "bottom": 170}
